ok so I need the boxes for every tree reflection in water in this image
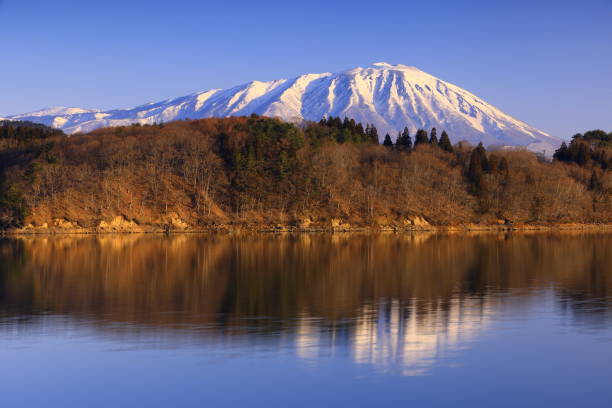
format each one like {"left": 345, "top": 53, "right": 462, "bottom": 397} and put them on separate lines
{"left": 0, "top": 232, "right": 610, "bottom": 375}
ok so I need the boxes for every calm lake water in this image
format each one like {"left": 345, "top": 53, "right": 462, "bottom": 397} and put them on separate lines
{"left": 0, "top": 233, "right": 611, "bottom": 407}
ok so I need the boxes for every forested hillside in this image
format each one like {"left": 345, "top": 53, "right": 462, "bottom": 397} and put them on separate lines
{"left": 0, "top": 117, "right": 610, "bottom": 231}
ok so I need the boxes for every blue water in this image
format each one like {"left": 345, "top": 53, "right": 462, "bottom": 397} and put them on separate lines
{"left": 0, "top": 233, "right": 610, "bottom": 407}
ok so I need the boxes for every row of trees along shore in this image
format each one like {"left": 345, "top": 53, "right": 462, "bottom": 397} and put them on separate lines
{"left": 0, "top": 116, "right": 610, "bottom": 229}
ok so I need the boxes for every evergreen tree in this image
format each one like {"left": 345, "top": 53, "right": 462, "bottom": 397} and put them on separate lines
{"left": 429, "top": 128, "right": 438, "bottom": 145}
{"left": 356, "top": 123, "right": 365, "bottom": 137}
{"left": 367, "top": 124, "right": 379, "bottom": 143}
{"left": 383, "top": 133, "right": 393, "bottom": 147}
{"left": 395, "top": 131, "right": 402, "bottom": 149}
{"left": 348, "top": 118, "right": 357, "bottom": 134}
{"left": 0, "top": 120, "right": 64, "bottom": 142}
{"left": 438, "top": 130, "right": 453, "bottom": 152}
{"left": 576, "top": 143, "right": 590, "bottom": 166}
{"left": 342, "top": 117, "right": 350, "bottom": 130}
{"left": 395, "top": 127, "right": 412, "bottom": 151}
{"left": 333, "top": 116, "right": 342, "bottom": 129}
{"left": 473, "top": 142, "right": 490, "bottom": 172}
{"left": 552, "top": 131, "right": 609, "bottom": 168}
{"left": 567, "top": 141, "right": 580, "bottom": 162}
{"left": 414, "top": 129, "right": 429, "bottom": 146}
{"left": 467, "top": 144, "right": 491, "bottom": 212}
{"left": 589, "top": 170, "right": 603, "bottom": 191}
{"left": 468, "top": 147, "right": 484, "bottom": 185}
{"left": 553, "top": 141, "right": 570, "bottom": 162}
{"left": 571, "top": 133, "right": 583, "bottom": 142}
{"left": 582, "top": 129, "right": 610, "bottom": 146}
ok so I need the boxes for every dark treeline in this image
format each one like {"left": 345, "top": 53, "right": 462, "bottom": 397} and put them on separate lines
{"left": 0, "top": 117, "right": 610, "bottom": 229}
{"left": 386, "top": 127, "right": 453, "bottom": 152}
{"left": 0, "top": 120, "right": 65, "bottom": 146}
{"left": 553, "top": 130, "right": 611, "bottom": 169}
{"left": 314, "top": 116, "right": 379, "bottom": 144}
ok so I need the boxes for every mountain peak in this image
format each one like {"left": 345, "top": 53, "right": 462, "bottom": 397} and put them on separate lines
{"left": 369, "top": 61, "right": 406, "bottom": 68}
{"left": 6, "top": 65, "right": 560, "bottom": 152}
{"left": 370, "top": 62, "right": 394, "bottom": 67}
{"left": 367, "top": 62, "right": 421, "bottom": 71}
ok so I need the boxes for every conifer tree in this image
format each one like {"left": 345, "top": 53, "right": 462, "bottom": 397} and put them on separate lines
{"left": 468, "top": 148, "right": 484, "bottom": 185}
{"left": 395, "top": 131, "right": 402, "bottom": 149}
{"left": 589, "top": 170, "right": 603, "bottom": 191}
{"left": 356, "top": 123, "right": 365, "bottom": 137}
{"left": 438, "top": 130, "right": 453, "bottom": 152}
{"left": 474, "top": 142, "right": 490, "bottom": 172}
{"left": 395, "top": 127, "right": 412, "bottom": 151}
{"left": 467, "top": 144, "right": 491, "bottom": 212}
{"left": 348, "top": 118, "right": 357, "bottom": 134}
{"left": 342, "top": 117, "right": 350, "bottom": 130}
{"left": 567, "top": 141, "right": 581, "bottom": 162}
{"left": 429, "top": 128, "right": 438, "bottom": 145}
{"left": 553, "top": 141, "right": 570, "bottom": 162}
{"left": 368, "top": 124, "right": 379, "bottom": 143}
{"left": 414, "top": 129, "right": 429, "bottom": 145}
{"left": 383, "top": 133, "right": 393, "bottom": 147}
{"left": 576, "top": 143, "right": 590, "bottom": 166}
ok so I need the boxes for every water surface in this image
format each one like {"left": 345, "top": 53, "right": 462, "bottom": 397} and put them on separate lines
{"left": 1, "top": 233, "right": 611, "bottom": 407}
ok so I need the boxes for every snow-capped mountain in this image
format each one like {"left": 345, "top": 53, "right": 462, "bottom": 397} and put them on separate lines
{"left": 4, "top": 62, "right": 560, "bottom": 152}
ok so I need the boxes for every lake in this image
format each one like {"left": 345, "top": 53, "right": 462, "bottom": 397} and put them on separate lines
{"left": 0, "top": 232, "right": 611, "bottom": 407}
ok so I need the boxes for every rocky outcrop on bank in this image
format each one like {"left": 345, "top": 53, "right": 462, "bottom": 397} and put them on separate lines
{"left": 4, "top": 213, "right": 611, "bottom": 235}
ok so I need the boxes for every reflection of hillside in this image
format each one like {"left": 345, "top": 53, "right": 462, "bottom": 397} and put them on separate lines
{"left": 291, "top": 296, "right": 501, "bottom": 376}
{"left": 351, "top": 298, "right": 497, "bottom": 375}
{"left": 0, "top": 233, "right": 610, "bottom": 335}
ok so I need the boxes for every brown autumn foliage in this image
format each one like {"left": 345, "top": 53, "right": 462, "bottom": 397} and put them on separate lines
{"left": 0, "top": 116, "right": 610, "bottom": 229}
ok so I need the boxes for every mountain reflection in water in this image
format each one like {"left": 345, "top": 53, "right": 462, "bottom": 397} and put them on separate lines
{"left": 0, "top": 232, "right": 610, "bottom": 376}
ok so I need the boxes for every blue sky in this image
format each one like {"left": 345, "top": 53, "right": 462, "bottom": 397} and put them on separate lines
{"left": 1, "top": 0, "right": 611, "bottom": 138}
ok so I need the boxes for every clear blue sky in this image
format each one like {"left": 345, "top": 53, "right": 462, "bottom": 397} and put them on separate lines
{"left": 1, "top": 0, "right": 611, "bottom": 138}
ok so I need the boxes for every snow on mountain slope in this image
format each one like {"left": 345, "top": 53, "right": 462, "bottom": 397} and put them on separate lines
{"left": 5, "top": 63, "right": 560, "bottom": 152}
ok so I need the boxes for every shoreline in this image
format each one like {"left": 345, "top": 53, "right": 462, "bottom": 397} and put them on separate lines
{"left": 3, "top": 223, "right": 612, "bottom": 235}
